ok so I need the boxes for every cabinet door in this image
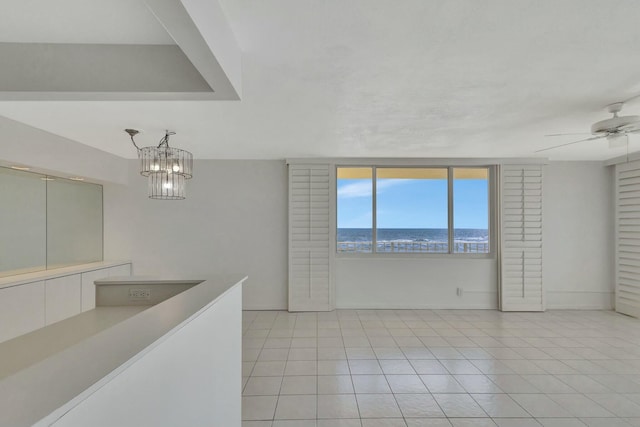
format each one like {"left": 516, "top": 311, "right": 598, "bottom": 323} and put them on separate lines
{"left": 45, "top": 275, "right": 81, "bottom": 325}
{"left": 108, "top": 264, "right": 131, "bottom": 277}
{"left": 81, "top": 269, "right": 110, "bottom": 312}
{"left": 0, "top": 281, "right": 45, "bottom": 343}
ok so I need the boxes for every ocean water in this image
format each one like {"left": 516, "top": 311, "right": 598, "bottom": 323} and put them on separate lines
{"left": 337, "top": 228, "right": 488, "bottom": 243}
{"left": 337, "top": 228, "right": 489, "bottom": 253}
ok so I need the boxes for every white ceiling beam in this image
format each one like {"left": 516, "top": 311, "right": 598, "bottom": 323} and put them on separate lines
{"left": 0, "top": 116, "right": 128, "bottom": 185}
{"left": 0, "top": 43, "right": 215, "bottom": 100}
{"left": 144, "top": 0, "right": 242, "bottom": 100}
{"left": 0, "top": 0, "right": 241, "bottom": 101}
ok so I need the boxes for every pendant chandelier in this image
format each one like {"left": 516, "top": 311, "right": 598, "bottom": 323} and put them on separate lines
{"left": 125, "top": 129, "right": 193, "bottom": 200}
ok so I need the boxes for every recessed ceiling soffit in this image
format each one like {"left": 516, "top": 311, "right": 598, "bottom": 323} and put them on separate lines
{"left": 0, "top": 0, "right": 241, "bottom": 101}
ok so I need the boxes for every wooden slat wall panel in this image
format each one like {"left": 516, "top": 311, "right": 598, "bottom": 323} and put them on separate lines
{"left": 500, "top": 164, "right": 544, "bottom": 311}
{"left": 616, "top": 160, "right": 640, "bottom": 317}
{"left": 288, "top": 164, "right": 332, "bottom": 311}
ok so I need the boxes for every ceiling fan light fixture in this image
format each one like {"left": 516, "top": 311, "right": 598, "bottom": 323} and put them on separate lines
{"left": 540, "top": 100, "right": 640, "bottom": 153}
{"left": 591, "top": 115, "right": 640, "bottom": 134}
{"left": 607, "top": 133, "right": 628, "bottom": 148}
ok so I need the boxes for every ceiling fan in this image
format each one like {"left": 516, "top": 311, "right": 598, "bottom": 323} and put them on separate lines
{"left": 537, "top": 101, "right": 640, "bottom": 153}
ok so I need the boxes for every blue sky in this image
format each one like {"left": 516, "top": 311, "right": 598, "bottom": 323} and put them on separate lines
{"left": 337, "top": 178, "right": 488, "bottom": 229}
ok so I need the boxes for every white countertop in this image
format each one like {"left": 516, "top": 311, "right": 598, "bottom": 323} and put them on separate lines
{"left": 0, "top": 274, "right": 247, "bottom": 427}
{"left": 0, "top": 306, "right": 147, "bottom": 381}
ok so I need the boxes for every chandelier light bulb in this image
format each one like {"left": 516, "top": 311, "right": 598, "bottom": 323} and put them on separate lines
{"left": 172, "top": 163, "right": 181, "bottom": 172}
{"left": 163, "top": 182, "right": 173, "bottom": 189}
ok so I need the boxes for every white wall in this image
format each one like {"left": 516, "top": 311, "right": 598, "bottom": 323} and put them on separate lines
{"left": 335, "top": 161, "right": 613, "bottom": 311}
{"left": 0, "top": 117, "right": 127, "bottom": 276}
{"left": 46, "top": 283, "right": 242, "bottom": 427}
{"left": 543, "top": 161, "right": 613, "bottom": 309}
{"left": 335, "top": 257, "right": 498, "bottom": 309}
{"left": 104, "top": 160, "right": 288, "bottom": 310}
{"left": 0, "top": 116, "right": 128, "bottom": 185}
{"left": 1, "top": 123, "right": 614, "bottom": 312}
{"left": 103, "top": 159, "right": 612, "bottom": 312}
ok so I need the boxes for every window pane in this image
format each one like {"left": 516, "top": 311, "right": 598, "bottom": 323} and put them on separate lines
{"left": 453, "top": 168, "right": 489, "bottom": 253}
{"left": 376, "top": 168, "right": 448, "bottom": 253}
{"left": 337, "top": 167, "right": 373, "bottom": 253}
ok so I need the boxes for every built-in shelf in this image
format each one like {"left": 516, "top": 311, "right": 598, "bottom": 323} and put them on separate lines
{"left": 0, "top": 261, "right": 131, "bottom": 290}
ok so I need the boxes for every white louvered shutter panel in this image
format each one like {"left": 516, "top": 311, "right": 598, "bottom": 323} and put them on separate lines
{"left": 288, "top": 164, "right": 331, "bottom": 311}
{"left": 616, "top": 160, "right": 640, "bottom": 318}
{"left": 500, "top": 164, "right": 544, "bottom": 311}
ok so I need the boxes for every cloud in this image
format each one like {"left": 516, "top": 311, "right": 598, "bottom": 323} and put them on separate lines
{"left": 338, "top": 181, "right": 373, "bottom": 198}
{"left": 337, "top": 179, "right": 413, "bottom": 199}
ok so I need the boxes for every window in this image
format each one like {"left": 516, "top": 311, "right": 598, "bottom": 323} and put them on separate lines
{"left": 337, "top": 166, "right": 491, "bottom": 254}
{"left": 453, "top": 168, "right": 489, "bottom": 254}
{"left": 376, "top": 168, "right": 448, "bottom": 253}
{"left": 337, "top": 167, "right": 373, "bottom": 253}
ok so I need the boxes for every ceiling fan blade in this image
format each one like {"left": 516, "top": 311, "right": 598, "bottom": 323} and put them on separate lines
{"left": 623, "top": 93, "right": 640, "bottom": 104}
{"left": 535, "top": 135, "right": 606, "bottom": 153}
{"left": 544, "top": 132, "right": 591, "bottom": 137}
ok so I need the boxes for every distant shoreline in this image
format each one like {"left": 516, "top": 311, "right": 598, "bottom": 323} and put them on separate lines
{"left": 337, "top": 228, "right": 489, "bottom": 252}
{"left": 338, "top": 227, "right": 489, "bottom": 243}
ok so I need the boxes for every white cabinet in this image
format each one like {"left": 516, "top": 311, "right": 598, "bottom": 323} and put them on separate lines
{"left": 81, "top": 269, "right": 109, "bottom": 312}
{"left": 0, "top": 262, "right": 132, "bottom": 342}
{"left": 0, "top": 281, "right": 45, "bottom": 342}
{"left": 45, "top": 275, "right": 81, "bottom": 325}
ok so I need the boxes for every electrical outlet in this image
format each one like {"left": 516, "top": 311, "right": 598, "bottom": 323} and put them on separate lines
{"left": 129, "top": 288, "right": 151, "bottom": 300}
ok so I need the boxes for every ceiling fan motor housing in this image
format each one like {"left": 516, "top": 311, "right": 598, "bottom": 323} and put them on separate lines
{"left": 591, "top": 115, "right": 640, "bottom": 135}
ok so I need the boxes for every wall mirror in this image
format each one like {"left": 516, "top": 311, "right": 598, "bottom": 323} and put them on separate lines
{"left": 0, "top": 167, "right": 103, "bottom": 277}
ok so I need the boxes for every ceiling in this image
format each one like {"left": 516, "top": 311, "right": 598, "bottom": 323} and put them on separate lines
{"left": 0, "top": 0, "right": 174, "bottom": 45}
{"left": 2, "top": 0, "right": 640, "bottom": 160}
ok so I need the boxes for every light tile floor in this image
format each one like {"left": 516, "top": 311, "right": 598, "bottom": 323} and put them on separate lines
{"left": 241, "top": 309, "right": 640, "bottom": 427}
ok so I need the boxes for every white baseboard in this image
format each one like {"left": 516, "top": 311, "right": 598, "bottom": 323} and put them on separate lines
{"left": 242, "top": 305, "right": 287, "bottom": 311}
{"left": 335, "top": 303, "right": 498, "bottom": 310}
{"left": 242, "top": 293, "right": 614, "bottom": 311}
{"left": 546, "top": 290, "right": 613, "bottom": 310}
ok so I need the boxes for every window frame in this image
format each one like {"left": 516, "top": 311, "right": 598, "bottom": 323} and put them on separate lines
{"left": 336, "top": 164, "right": 495, "bottom": 258}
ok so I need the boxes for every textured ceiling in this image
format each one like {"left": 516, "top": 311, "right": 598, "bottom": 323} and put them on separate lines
{"left": 1, "top": 0, "right": 640, "bottom": 160}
